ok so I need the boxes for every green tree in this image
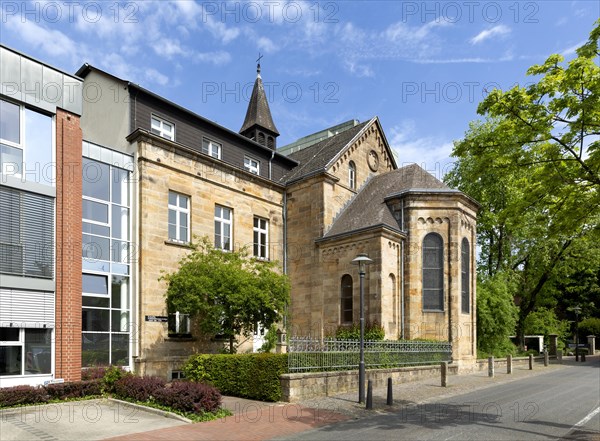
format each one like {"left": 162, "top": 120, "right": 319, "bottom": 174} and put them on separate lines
{"left": 476, "top": 272, "right": 519, "bottom": 356}
{"left": 447, "top": 19, "right": 600, "bottom": 350}
{"left": 160, "top": 236, "right": 290, "bottom": 353}
{"left": 523, "top": 307, "right": 570, "bottom": 349}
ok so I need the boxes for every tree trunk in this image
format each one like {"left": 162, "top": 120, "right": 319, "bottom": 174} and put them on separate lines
{"left": 229, "top": 335, "right": 234, "bottom": 354}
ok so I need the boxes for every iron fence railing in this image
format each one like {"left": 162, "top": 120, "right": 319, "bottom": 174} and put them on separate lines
{"left": 288, "top": 337, "right": 452, "bottom": 372}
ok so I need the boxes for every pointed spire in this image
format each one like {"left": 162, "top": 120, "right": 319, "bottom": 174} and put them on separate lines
{"left": 240, "top": 56, "right": 279, "bottom": 149}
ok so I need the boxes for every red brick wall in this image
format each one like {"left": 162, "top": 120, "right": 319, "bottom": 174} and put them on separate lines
{"left": 54, "top": 109, "right": 82, "bottom": 382}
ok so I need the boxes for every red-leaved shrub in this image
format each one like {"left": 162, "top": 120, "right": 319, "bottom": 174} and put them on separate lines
{"left": 0, "top": 385, "right": 48, "bottom": 407}
{"left": 113, "top": 375, "right": 166, "bottom": 402}
{"left": 153, "top": 381, "right": 222, "bottom": 414}
{"left": 45, "top": 380, "right": 102, "bottom": 400}
{"left": 81, "top": 367, "right": 106, "bottom": 381}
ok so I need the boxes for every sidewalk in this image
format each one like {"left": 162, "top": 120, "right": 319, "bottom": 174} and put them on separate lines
{"left": 104, "top": 356, "right": 597, "bottom": 441}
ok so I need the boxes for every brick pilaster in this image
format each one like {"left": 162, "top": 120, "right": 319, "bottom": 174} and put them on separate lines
{"left": 54, "top": 109, "right": 82, "bottom": 382}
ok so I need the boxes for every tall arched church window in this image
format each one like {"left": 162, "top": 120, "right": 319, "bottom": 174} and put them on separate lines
{"left": 422, "top": 233, "right": 444, "bottom": 311}
{"left": 348, "top": 161, "right": 356, "bottom": 189}
{"left": 461, "top": 238, "right": 470, "bottom": 314}
{"left": 340, "top": 274, "right": 353, "bottom": 323}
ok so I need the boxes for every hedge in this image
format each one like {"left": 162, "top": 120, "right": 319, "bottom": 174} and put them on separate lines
{"left": 183, "top": 353, "right": 288, "bottom": 402}
{"left": 113, "top": 375, "right": 166, "bottom": 402}
{"left": 0, "top": 385, "right": 48, "bottom": 407}
{"left": 153, "top": 381, "right": 221, "bottom": 414}
{"left": 45, "top": 380, "right": 102, "bottom": 400}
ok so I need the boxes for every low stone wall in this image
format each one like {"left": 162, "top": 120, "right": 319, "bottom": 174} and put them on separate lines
{"left": 280, "top": 364, "right": 458, "bottom": 402}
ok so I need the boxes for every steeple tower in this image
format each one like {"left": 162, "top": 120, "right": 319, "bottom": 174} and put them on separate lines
{"left": 240, "top": 57, "right": 279, "bottom": 149}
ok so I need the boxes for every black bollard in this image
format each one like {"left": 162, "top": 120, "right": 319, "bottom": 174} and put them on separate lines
{"left": 366, "top": 380, "right": 373, "bottom": 410}
{"left": 582, "top": 353, "right": 586, "bottom": 362}
{"left": 387, "top": 377, "right": 393, "bottom": 405}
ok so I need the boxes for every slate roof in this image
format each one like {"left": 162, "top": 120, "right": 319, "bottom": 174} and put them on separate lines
{"left": 240, "top": 69, "right": 279, "bottom": 136}
{"left": 281, "top": 120, "right": 370, "bottom": 183}
{"left": 323, "top": 164, "right": 453, "bottom": 238}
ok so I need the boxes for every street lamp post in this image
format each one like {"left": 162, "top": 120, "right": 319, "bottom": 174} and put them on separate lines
{"left": 351, "top": 253, "right": 373, "bottom": 404}
{"left": 573, "top": 305, "right": 582, "bottom": 362}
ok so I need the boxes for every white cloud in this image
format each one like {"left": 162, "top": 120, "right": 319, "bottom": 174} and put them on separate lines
{"left": 414, "top": 54, "right": 514, "bottom": 64}
{"left": 256, "top": 36, "right": 278, "bottom": 54}
{"left": 3, "top": 19, "right": 82, "bottom": 62}
{"left": 193, "top": 51, "right": 232, "bottom": 66}
{"left": 203, "top": 15, "right": 240, "bottom": 44}
{"left": 470, "top": 25, "right": 511, "bottom": 45}
{"left": 145, "top": 69, "right": 169, "bottom": 86}
{"left": 389, "top": 120, "right": 455, "bottom": 180}
{"left": 343, "top": 60, "right": 374, "bottom": 78}
{"left": 560, "top": 40, "right": 586, "bottom": 56}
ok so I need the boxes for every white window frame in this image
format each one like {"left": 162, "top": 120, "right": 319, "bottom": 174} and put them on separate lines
{"left": 168, "top": 191, "right": 190, "bottom": 243}
{"left": 151, "top": 115, "right": 174, "bottom": 141}
{"left": 214, "top": 205, "right": 232, "bottom": 251}
{"left": 0, "top": 98, "right": 55, "bottom": 182}
{"left": 348, "top": 161, "right": 356, "bottom": 189}
{"left": 253, "top": 217, "right": 269, "bottom": 259}
{"left": 0, "top": 328, "right": 53, "bottom": 377}
{"left": 202, "top": 138, "right": 222, "bottom": 159}
{"left": 244, "top": 156, "right": 260, "bottom": 175}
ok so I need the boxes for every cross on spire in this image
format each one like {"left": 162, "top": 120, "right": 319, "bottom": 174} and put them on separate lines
{"left": 256, "top": 53, "right": 263, "bottom": 74}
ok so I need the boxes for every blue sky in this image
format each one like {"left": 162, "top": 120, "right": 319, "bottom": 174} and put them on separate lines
{"left": 1, "top": 1, "right": 598, "bottom": 179}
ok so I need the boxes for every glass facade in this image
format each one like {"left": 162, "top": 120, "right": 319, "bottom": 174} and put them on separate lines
{"left": 81, "top": 153, "right": 132, "bottom": 367}
{"left": 1, "top": 97, "right": 55, "bottom": 383}
{"left": 0, "top": 98, "right": 53, "bottom": 185}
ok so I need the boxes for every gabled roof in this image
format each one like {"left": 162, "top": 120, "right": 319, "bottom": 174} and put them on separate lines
{"left": 281, "top": 120, "right": 370, "bottom": 183}
{"left": 74, "top": 63, "right": 296, "bottom": 167}
{"left": 323, "top": 164, "right": 452, "bottom": 238}
{"left": 240, "top": 66, "right": 279, "bottom": 136}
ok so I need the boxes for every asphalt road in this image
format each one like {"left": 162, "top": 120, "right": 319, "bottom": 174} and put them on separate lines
{"left": 276, "top": 358, "right": 600, "bottom": 441}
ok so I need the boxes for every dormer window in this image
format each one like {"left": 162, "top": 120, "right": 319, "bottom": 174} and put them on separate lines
{"left": 202, "top": 138, "right": 222, "bottom": 159}
{"left": 151, "top": 115, "right": 174, "bottom": 141}
{"left": 244, "top": 156, "right": 260, "bottom": 175}
{"left": 348, "top": 161, "right": 356, "bottom": 189}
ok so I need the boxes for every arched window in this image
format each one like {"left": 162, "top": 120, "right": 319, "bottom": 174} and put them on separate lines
{"left": 340, "top": 274, "right": 353, "bottom": 323}
{"left": 389, "top": 274, "right": 397, "bottom": 325}
{"left": 422, "top": 233, "right": 444, "bottom": 311}
{"left": 258, "top": 132, "right": 265, "bottom": 146}
{"left": 267, "top": 136, "right": 275, "bottom": 149}
{"left": 348, "top": 161, "right": 356, "bottom": 189}
{"left": 461, "top": 238, "right": 470, "bottom": 314}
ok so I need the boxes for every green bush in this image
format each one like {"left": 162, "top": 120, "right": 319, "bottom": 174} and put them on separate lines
{"left": 183, "top": 353, "right": 288, "bottom": 402}
{"left": 579, "top": 318, "right": 600, "bottom": 339}
{"left": 103, "top": 366, "right": 128, "bottom": 393}
{"left": 334, "top": 321, "right": 385, "bottom": 341}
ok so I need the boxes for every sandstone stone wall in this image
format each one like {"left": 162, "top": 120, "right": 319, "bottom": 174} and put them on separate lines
{"left": 281, "top": 363, "right": 459, "bottom": 402}
{"left": 286, "top": 121, "right": 397, "bottom": 338}
{"left": 133, "top": 133, "right": 286, "bottom": 374}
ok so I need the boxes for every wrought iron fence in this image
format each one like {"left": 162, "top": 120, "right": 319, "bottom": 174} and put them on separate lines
{"left": 288, "top": 337, "right": 452, "bottom": 372}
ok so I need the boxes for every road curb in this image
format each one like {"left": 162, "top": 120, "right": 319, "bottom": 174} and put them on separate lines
{"left": 106, "top": 398, "right": 192, "bottom": 423}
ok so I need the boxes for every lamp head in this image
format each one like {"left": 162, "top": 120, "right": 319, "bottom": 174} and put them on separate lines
{"left": 351, "top": 253, "right": 373, "bottom": 273}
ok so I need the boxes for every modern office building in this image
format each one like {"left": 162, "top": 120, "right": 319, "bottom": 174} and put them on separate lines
{"left": 0, "top": 45, "right": 83, "bottom": 386}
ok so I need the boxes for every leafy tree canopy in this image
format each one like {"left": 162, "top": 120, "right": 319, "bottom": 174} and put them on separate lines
{"left": 160, "top": 236, "right": 290, "bottom": 353}
{"left": 447, "top": 19, "right": 600, "bottom": 350}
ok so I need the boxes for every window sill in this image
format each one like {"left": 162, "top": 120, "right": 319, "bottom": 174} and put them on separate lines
{"left": 164, "top": 240, "right": 192, "bottom": 249}
{"left": 166, "top": 335, "right": 194, "bottom": 341}
{"left": 422, "top": 309, "right": 445, "bottom": 313}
